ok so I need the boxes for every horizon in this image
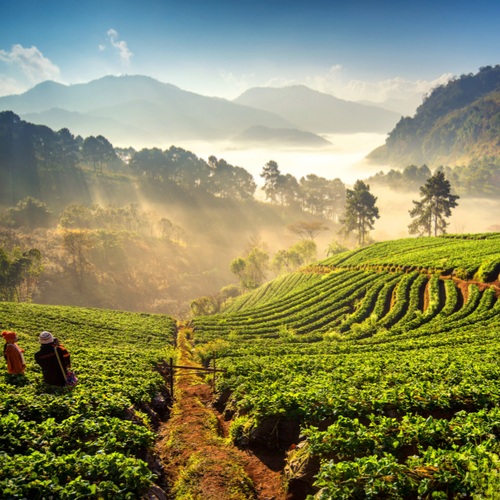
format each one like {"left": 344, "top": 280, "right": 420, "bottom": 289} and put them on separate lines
{"left": 2, "top": 0, "right": 499, "bottom": 104}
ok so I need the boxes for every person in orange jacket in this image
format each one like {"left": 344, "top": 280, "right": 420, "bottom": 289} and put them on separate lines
{"left": 2, "top": 331, "right": 26, "bottom": 374}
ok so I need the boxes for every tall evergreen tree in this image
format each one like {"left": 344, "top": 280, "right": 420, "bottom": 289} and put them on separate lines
{"left": 260, "top": 160, "right": 281, "bottom": 203}
{"left": 340, "top": 180, "right": 380, "bottom": 245}
{"left": 408, "top": 171, "right": 459, "bottom": 236}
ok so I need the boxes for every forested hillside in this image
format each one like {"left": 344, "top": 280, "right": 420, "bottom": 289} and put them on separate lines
{"left": 367, "top": 65, "right": 500, "bottom": 168}
{"left": 0, "top": 111, "right": 345, "bottom": 316}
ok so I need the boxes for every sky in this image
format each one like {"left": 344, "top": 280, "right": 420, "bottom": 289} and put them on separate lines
{"left": 1, "top": 0, "right": 499, "bottom": 103}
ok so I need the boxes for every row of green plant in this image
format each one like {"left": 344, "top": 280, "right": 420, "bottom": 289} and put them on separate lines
{"left": 322, "top": 234, "right": 500, "bottom": 280}
{"left": 0, "top": 302, "right": 176, "bottom": 499}
{"left": 223, "top": 271, "right": 321, "bottom": 314}
{"left": 192, "top": 237, "right": 500, "bottom": 496}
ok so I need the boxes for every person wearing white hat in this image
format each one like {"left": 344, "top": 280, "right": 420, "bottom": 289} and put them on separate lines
{"left": 34, "top": 331, "right": 72, "bottom": 386}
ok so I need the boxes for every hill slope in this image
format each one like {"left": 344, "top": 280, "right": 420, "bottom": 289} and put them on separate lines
{"left": 193, "top": 234, "right": 500, "bottom": 497}
{"left": 234, "top": 85, "right": 401, "bottom": 134}
{"left": 0, "top": 75, "right": 295, "bottom": 144}
{"left": 367, "top": 65, "right": 500, "bottom": 167}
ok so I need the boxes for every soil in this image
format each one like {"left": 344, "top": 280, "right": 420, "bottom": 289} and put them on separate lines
{"left": 422, "top": 279, "right": 430, "bottom": 312}
{"left": 157, "top": 327, "right": 289, "bottom": 500}
{"left": 194, "top": 383, "right": 288, "bottom": 500}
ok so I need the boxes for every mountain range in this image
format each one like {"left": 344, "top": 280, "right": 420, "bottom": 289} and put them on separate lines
{"left": 234, "top": 85, "right": 401, "bottom": 134}
{"left": 367, "top": 65, "right": 500, "bottom": 168}
{"left": 0, "top": 75, "right": 401, "bottom": 148}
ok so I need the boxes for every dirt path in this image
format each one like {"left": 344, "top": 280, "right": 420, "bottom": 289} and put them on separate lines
{"left": 157, "top": 326, "right": 287, "bottom": 500}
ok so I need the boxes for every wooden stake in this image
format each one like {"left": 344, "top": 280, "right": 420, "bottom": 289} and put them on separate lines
{"left": 213, "top": 351, "right": 216, "bottom": 394}
{"left": 169, "top": 357, "right": 174, "bottom": 403}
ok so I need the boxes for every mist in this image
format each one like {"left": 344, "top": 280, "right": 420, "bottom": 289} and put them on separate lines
{"left": 167, "top": 132, "right": 388, "bottom": 188}
{"left": 371, "top": 186, "right": 500, "bottom": 241}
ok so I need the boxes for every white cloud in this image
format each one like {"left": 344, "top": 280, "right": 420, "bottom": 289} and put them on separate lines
{"left": 0, "top": 75, "right": 25, "bottom": 97}
{"left": 342, "top": 73, "right": 453, "bottom": 102}
{"left": 219, "top": 70, "right": 255, "bottom": 97}
{"left": 264, "top": 77, "right": 301, "bottom": 88}
{"left": 107, "top": 29, "right": 133, "bottom": 65}
{"left": 306, "top": 67, "right": 453, "bottom": 103}
{"left": 0, "top": 44, "right": 60, "bottom": 82}
{"left": 98, "top": 44, "right": 105, "bottom": 51}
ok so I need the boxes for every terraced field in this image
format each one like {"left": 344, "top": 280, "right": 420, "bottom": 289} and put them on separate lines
{"left": 223, "top": 272, "right": 322, "bottom": 314}
{"left": 0, "top": 303, "right": 176, "bottom": 499}
{"left": 193, "top": 235, "right": 500, "bottom": 499}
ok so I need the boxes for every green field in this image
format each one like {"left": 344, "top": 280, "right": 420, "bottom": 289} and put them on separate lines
{"left": 193, "top": 235, "right": 500, "bottom": 499}
{"left": 0, "top": 303, "right": 176, "bottom": 500}
{"left": 3, "top": 234, "right": 500, "bottom": 499}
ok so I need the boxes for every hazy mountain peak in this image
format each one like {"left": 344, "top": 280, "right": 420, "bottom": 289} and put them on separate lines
{"left": 234, "top": 85, "right": 401, "bottom": 134}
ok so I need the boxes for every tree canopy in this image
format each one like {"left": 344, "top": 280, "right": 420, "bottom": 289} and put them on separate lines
{"left": 340, "top": 180, "right": 380, "bottom": 246}
{"left": 408, "top": 170, "right": 460, "bottom": 236}
{"left": 286, "top": 220, "right": 329, "bottom": 240}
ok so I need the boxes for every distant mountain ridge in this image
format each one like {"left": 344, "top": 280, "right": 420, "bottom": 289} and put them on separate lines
{"left": 232, "top": 125, "right": 332, "bottom": 146}
{"left": 0, "top": 75, "right": 297, "bottom": 146}
{"left": 367, "top": 65, "right": 500, "bottom": 168}
{"left": 233, "top": 85, "right": 401, "bottom": 134}
{"left": 0, "top": 75, "right": 402, "bottom": 147}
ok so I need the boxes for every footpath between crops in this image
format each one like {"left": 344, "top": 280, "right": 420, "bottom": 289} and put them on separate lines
{"left": 156, "top": 324, "right": 288, "bottom": 500}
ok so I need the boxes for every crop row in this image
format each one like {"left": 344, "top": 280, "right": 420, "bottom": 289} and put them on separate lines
{"left": 195, "top": 272, "right": 383, "bottom": 339}
{"left": 0, "top": 302, "right": 176, "bottom": 499}
{"left": 223, "top": 272, "right": 321, "bottom": 314}
{"left": 321, "top": 235, "right": 500, "bottom": 279}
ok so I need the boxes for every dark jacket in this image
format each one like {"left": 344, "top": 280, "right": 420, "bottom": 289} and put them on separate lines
{"left": 34, "top": 344, "right": 71, "bottom": 386}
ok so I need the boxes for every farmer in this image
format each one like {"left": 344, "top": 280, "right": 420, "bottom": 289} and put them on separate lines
{"left": 34, "top": 331, "right": 71, "bottom": 386}
{"left": 2, "top": 331, "right": 26, "bottom": 374}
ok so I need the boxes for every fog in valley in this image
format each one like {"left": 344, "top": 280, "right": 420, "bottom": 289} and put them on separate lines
{"left": 174, "top": 132, "right": 388, "bottom": 188}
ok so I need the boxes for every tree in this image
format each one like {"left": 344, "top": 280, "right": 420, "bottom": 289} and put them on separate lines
{"left": 245, "top": 247, "right": 269, "bottom": 288}
{"left": 340, "top": 180, "right": 380, "bottom": 246}
{"left": 299, "top": 175, "right": 346, "bottom": 220}
{"left": 260, "top": 160, "right": 281, "bottom": 203}
{"left": 325, "top": 239, "right": 348, "bottom": 257}
{"left": 230, "top": 247, "right": 269, "bottom": 290}
{"left": 270, "top": 240, "right": 317, "bottom": 276}
{"left": 61, "top": 229, "right": 95, "bottom": 291}
{"left": 157, "top": 218, "right": 174, "bottom": 239}
{"left": 143, "top": 209, "right": 159, "bottom": 237}
{"left": 408, "top": 171, "right": 459, "bottom": 236}
{"left": 286, "top": 220, "right": 329, "bottom": 240}
{"left": 220, "top": 284, "right": 240, "bottom": 301}
{"left": 229, "top": 257, "right": 248, "bottom": 288}
{"left": 0, "top": 247, "right": 43, "bottom": 302}
{"left": 82, "top": 135, "right": 116, "bottom": 173}
{"left": 55, "top": 128, "right": 79, "bottom": 169}
{"left": 7, "top": 197, "right": 52, "bottom": 229}
{"left": 270, "top": 249, "right": 302, "bottom": 276}
{"left": 129, "top": 148, "right": 170, "bottom": 180}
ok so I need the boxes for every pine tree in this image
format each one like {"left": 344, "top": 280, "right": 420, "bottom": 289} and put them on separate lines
{"left": 340, "top": 180, "right": 380, "bottom": 245}
{"left": 408, "top": 171, "right": 459, "bottom": 236}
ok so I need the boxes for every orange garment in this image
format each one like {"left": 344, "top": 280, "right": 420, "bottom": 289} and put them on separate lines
{"left": 4, "top": 344, "right": 25, "bottom": 374}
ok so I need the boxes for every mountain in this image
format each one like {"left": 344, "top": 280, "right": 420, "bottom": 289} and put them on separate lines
{"left": 0, "top": 75, "right": 295, "bottom": 145}
{"left": 366, "top": 65, "right": 500, "bottom": 168}
{"left": 233, "top": 85, "right": 401, "bottom": 134}
{"left": 22, "top": 108, "right": 157, "bottom": 144}
{"left": 232, "top": 125, "right": 331, "bottom": 147}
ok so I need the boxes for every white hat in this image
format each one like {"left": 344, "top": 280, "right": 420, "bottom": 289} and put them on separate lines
{"left": 39, "top": 331, "right": 54, "bottom": 344}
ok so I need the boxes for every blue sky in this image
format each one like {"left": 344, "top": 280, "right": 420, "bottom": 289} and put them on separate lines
{"left": 1, "top": 0, "right": 499, "bottom": 101}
